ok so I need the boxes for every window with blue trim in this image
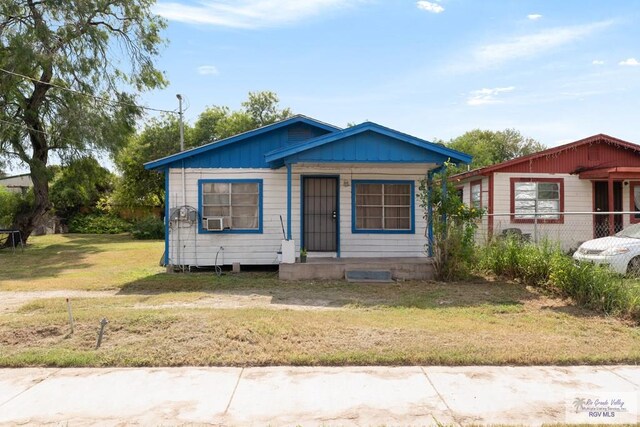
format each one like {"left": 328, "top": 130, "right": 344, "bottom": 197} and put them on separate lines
{"left": 353, "top": 181, "right": 413, "bottom": 232}
{"left": 201, "top": 181, "right": 261, "bottom": 230}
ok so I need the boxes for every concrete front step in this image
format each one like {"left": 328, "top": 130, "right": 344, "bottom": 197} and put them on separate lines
{"left": 279, "top": 257, "right": 434, "bottom": 281}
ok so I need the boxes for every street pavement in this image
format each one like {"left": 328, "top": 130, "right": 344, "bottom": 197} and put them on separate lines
{"left": 0, "top": 366, "right": 638, "bottom": 426}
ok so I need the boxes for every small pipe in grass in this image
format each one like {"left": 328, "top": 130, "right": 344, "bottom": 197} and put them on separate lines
{"left": 66, "top": 298, "right": 74, "bottom": 334}
{"left": 96, "top": 318, "right": 109, "bottom": 349}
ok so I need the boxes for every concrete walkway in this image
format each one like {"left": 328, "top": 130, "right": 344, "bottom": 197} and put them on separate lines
{"left": 0, "top": 366, "right": 638, "bottom": 426}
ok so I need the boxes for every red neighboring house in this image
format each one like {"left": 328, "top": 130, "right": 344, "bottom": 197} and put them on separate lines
{"left": 451, "top": 134, "right": 640, "bottom": 248}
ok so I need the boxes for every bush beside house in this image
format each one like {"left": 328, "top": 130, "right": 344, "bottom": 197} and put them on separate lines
{"left": 478, "top": 237, "right": 640, "bottom": 322}
{"left": 68, "top": 214, "right": 132, "bottom": 234}
{"left": 131, "top": 216, "right": 165, "bottom": 240}
{"left": 419, "top": 167, "right": 639, "bottom": 323}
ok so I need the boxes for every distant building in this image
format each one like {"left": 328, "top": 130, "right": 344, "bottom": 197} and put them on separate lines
{"left": 452, "top": 134, "right": 640, "bottom": 249}
{"left": 0, "top": 173, "right": 32, "bottom": 194}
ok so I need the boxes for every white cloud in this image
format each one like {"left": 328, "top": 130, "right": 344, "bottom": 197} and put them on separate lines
{"left": 619, "top": 58, "right": 640, "bottom": 66}
{"left": 470, "top": 21, "right": 612, "bottom": 69}
{"left": 154, "top": 0, "right": 360, "bottom": 29}
{"left": 592, "top": 59, "right": 605, "bottom": 65}
{"left": 417, "top": 1, "right": 444, "bottom": 14}
{"left": 527, "top": 14, "right": 543, "bottom": 21}
{"left": 197, "top": 65, "right": 219, "bottom": 75}
{"left": 467, "top": 86, "right": 515, "bottom": 106}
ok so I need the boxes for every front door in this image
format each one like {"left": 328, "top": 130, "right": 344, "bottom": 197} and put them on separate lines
{"left": 303, "top": 177, "right": 338, "bottom": 252}
{"left": 593, "top": 181, "right": 623, "bottom": 238}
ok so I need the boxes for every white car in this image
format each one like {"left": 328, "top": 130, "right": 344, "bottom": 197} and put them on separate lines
{"left": 573, "top": 223, "right": 640, "bottom": 275}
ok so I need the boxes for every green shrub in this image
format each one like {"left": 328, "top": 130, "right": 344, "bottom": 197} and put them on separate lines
{"left": 479, "top": 238, "right": 640, "bottom": 322}
{"left": 0, "top": 186, "right": 34, "bottom": 235}
{"left": 0, "top": 186, "right": 19, "bottom": 227}
{"left": 418, "top": 162, "right": 484, "bottom": 281}
{"left": 131, "top": 216, "right": 164, "bottom": 240}
{"left": 68, "top": 214, "right": 132, "bottom": 234}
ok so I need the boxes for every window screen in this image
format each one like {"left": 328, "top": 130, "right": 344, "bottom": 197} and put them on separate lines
{"left": 354, "top": 182, "right": 411, "bottom": 230}
{"left": 202, "top": 182, "right": 260, "bottom": 230}
{"left": 471, "top": 182, "right": 481, "bottom": 209}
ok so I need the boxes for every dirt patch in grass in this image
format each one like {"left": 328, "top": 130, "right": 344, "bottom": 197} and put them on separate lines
{"left": 0, "top": 290, "right": 117, "bottom": 313}
{"left": 0, "top": 278, "right": 638, "bottom": 367}
{"left": 1, "top": 235, "right": 638, "bottom": 367}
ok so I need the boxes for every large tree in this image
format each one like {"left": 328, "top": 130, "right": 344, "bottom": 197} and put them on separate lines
{"left": 116, "top": 91, "right": 292, "bottom": 209}
{"left": 447, "top": 129, "right": 545, "bottom": 170}
{"left": 192, "top": 91, "right": 293, "bottom": 146}
{"left": 49, "top": 157, "right": 115, "bottom": 221}
{"left": 0, "top": 0, "right": 166, "bottom": 243}
{"left": 113, "top": 114, "right": 187, "bottom": 209}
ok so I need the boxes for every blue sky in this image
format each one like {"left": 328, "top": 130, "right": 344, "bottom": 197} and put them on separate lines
{"left": 141, "top": 0, "right": 640, "bottom": 147}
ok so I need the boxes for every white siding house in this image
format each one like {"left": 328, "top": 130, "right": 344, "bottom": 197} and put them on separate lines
{"left": 452, "top": 134, "right": 640, "bottom": 250}
{"left": 146, "top": 115, "right": 471, "bottom": 269}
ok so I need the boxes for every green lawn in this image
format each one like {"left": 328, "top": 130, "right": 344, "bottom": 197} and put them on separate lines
{"left": 0, "top": 234, "right": 639, "bottom": 367}
{"left": 0, "top": 234, "right": 165, "bottom": 291}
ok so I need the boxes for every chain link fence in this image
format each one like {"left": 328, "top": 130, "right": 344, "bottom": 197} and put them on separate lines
{"left": 474, "top": 211, "right": 640, "bottom": 275}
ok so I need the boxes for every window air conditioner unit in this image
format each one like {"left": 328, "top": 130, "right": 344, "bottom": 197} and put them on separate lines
{"left": 204, "top": 217, "right": 224, "bottom": 231}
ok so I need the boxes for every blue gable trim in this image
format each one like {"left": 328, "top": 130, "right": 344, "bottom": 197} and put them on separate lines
{"left": 279, "top": 131, "right": 452, "bottom": 164}
{"left": 145, "top": 115, "right": 340, "bottom": 170}
{"left": 265, "top": 122, "right": 472, "bottom": 166}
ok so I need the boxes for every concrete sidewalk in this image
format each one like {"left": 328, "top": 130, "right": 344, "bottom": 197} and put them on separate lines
{"left": 0, "top": 366, "right": 638, "bottom": 426}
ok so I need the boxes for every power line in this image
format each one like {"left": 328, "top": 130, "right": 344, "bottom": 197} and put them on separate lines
{"left": 0, "top": 117, "right": 104, "bottom": 152}
{"left": 0, "top": 118, "right": 52, "bottom": 137}
{"left": 0, "top": 67, "right": 177, "bottom": 115}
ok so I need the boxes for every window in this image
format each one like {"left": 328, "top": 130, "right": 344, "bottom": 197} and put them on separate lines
{"left": 631, "top": 182, "right": 640, "bottom": 223}
{"left": 199, "top": 179, "right": 262, "bottom": 233}
{"left": 511, "top": 178, "right": 563, "bottom": 223}
{"left": 352, "top": 180, "right": 414, "bottom": 233}
{"left": 470, "top": 181, "right": 481, "bottom": 209}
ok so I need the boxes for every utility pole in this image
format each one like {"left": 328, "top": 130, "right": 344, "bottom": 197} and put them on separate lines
{"left": 176, "top": 94, "right": 184, "bottom": 151}
{"left": 177, "top": 94, "right": 186, "bottom": 208}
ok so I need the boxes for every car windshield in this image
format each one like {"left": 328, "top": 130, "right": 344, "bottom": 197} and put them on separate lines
{"left": 615, "top": 224, "right": 640, "bottom": 239}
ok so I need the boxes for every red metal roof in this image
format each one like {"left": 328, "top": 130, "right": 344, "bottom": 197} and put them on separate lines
{"left": 578, "top": 166, "right": 640, "bottom": 179}
{"left": 451, "top": 133, "right": 640, "bottom": 180}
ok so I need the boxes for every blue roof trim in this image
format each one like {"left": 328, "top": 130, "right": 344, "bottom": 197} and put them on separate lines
{"left": 144, "top": 115, "right": 341, "bottom": 170}
{"left": 265, "top": 122, "right": 472, "bottom": 165}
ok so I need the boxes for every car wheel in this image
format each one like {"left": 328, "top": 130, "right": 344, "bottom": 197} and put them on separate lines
{"left": 627, "top": 256, "right": 640, "bottom": 276}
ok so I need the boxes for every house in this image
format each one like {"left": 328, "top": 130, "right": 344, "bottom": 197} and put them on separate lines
{"left": 452, "top": 134, "right": 640, "bottom": 249}
{"left": 144, "top": 115, "right": 471, "bottom": 277}
{"left": 0, "top": 173, "right": 61, "bottom": 235}
{"left": 0, "top": 173, "right": 32, "bottom": 194}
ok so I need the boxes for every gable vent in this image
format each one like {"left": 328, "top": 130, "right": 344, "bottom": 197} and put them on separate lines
{"left": 288, "top": 126, "right": 315, "bottom": 143}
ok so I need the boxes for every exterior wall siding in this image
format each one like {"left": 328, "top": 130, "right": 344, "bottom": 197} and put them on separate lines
{"left": 170, "top": 123, "right": 332, "bottom": 170}
{"left": 492, "top": 172, "right": 592, "bottom": 250}
{"left": 286, "top": 132, "right": 450, "bottom": 164}
{"left": 167, "top": 165, "right": 432, "bottom": 266}
{"left": 460, "top": 172, "right": 640, "bottom": 248}
{"left": 456, "top": 177, "right": 490, "bottom": 243}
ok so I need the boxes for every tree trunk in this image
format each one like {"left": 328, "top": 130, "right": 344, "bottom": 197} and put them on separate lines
{"left": 9, "top": 137, "right": 51, "bottom": 246}
{"left": 9, "top": 67, "right": 54, "bottom": 246}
